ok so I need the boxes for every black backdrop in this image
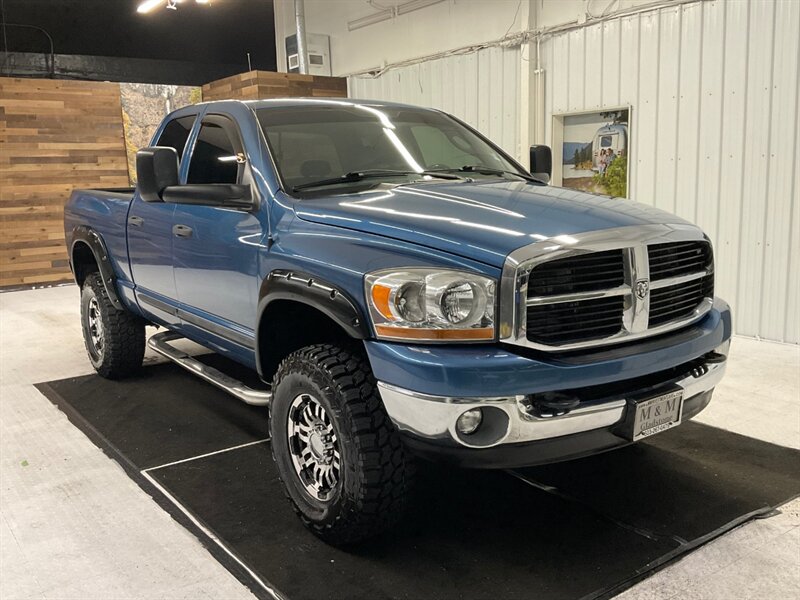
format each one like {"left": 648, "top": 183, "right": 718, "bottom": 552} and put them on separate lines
{"left": 0, "top": 0, "right": 277, "bottom": 84}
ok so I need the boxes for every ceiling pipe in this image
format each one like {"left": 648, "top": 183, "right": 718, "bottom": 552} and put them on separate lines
{"left": 294, "top": 0, "right": 309, "bottom": 74}
{"left": 348, "top": 0, "right": 444, "bottom": 32}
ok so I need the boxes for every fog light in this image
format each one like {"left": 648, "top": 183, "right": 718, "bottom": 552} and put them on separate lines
{"left": 456, "top": 408, "right": 483, "bottom": 435}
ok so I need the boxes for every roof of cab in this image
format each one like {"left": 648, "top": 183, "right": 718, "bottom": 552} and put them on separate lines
{"left": 240, "top": 97, "right": 435, "bottom": 111}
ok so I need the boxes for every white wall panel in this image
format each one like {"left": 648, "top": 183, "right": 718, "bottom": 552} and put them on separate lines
{"left": 674, "top": 1, "right": 702, "bottom": 221}
{"left": 618, "top": 14, "right": 641, "bottom": 194}
{"left": 715, "top": 0, "right": 749, "bottom": 339}
{"left": 584, "top": 25, "right": 603, "bottom": 109}
{"left": 542, "top": 0, "right": 799, "bottom": 343}
{"left": 761, "top": 0, "right": 800, "bottom": 341}
{"left": 655, "top": 7, "right": 681, "bottom": 215}
{"left": 694, "top": 0, "right": 725, "bottom": 247}
{"left": 349, "top": 45, "right": 522, "bottom": 161}
{"left": 600, "top": 19, "right": 622, "bottom": 108}
{"left": 346, "top": 0, "right": 795, "bottom": 343}
{"left": 738, "top": 0, "right": 776, "bottom": 337}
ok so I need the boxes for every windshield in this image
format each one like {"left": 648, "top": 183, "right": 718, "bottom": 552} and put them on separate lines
{"left": 255, "top": 103, "right": 526, "bottom": 193}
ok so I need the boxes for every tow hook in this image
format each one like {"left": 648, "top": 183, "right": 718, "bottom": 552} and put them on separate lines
{"left": 690, "top": 351, "right": 727, "bottom": 378}
{"left": 704, "top": 351, "right": 727, "bottom": 364}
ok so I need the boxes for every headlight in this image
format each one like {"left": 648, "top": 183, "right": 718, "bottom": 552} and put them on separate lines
{"left": 365, "top": 269, "right": 496, "bottom": 342}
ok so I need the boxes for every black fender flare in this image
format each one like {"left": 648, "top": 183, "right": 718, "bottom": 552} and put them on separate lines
{"left": 255, "top": 270, "right": 370, "bottom": 373}
{"left": 70, "top": 226, "right": 124, "bottom": 310}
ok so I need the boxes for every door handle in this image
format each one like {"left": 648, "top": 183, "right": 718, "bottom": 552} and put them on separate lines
{"left": 172, "top": 224, "right": 193, "bottom": 238}
{"left": 128, "top": 215, "right": 144, "bottom": 227}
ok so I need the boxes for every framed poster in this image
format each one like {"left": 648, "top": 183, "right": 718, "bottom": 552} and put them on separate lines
{"left": 552, "top": 107, "right": 631, "bottom": 198}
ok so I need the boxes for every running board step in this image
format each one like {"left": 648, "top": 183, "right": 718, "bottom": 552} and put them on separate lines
{"left": 147, "top": 331, "right": 272, "bottom": 407}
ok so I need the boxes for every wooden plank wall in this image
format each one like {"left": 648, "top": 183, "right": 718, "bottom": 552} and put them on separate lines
{"left": 202, "top": 70, "right": 347, "bottom": 101}
{"left": 0, "top": 77, "right": 130, "bottom": 289}
{"left": 0, "top": 71, "right": 345, "bottom": 289}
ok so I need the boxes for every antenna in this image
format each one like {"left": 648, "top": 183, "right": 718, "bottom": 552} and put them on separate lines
{"left": 247, "top": 52, "right": 252, "bottom": 71}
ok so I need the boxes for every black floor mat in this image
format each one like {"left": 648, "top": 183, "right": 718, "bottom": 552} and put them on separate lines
{"left": 37, "top": 360, "right": 800, "bottom": 600}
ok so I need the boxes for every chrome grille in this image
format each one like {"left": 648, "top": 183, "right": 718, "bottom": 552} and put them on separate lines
{"left": 500, "top": 224, "right": 715, "bottom": 351}
{"left": 649, "top": 273, "right": 714, "bottom": 327}
{"left": 648, "top": 241, "right": 712, "bottom": 279}
{"left": 648, "top": 241, "right": 714, "bottom": 327}
{"left": 525, "top": 250, "right": 626, "bottom": 343}
{"left": 527, "top": 296, "right": 624, "bottom": 345}
{"left": 526, "top": 249, "right": 625, "bottom": 296}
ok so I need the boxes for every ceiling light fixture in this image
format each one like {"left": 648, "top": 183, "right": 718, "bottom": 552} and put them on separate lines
{"left": 137, "top": 0, "right": 211, "bottom": 14}
{"left": 137, "top": 0, "right": 165, "bottom": 13}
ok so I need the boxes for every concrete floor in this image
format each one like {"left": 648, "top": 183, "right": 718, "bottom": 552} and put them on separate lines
{"left": 1, "top": 285, "right": 798, "bottom": 600}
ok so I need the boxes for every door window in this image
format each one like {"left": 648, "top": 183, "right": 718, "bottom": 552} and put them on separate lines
{"left": 187, "top": 117, "right": 243, "bottom": 184}
{"left": 155, "top": 115, "right": 196, "bottom": 160}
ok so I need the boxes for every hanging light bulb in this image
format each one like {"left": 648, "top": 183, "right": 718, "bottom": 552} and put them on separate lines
{"left": 137, "top": 0, "right": 165, "bottom": 13}
{"left": 138, "top": 0, "right": 209, "bottom": 13}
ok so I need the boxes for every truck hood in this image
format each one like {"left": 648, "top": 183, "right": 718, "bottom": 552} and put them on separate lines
{"left": 294, "top": 180, "right": 692, "bottom": 268}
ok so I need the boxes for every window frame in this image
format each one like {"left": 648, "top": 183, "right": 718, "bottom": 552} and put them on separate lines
{"left": 154, "top": 114, "right": 197, "bottom": 162}
{"left": 184, "top": 113, "right": 248, "bottom": 186}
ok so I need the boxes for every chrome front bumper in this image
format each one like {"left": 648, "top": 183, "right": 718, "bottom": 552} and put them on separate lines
{"left": 377, "top": 359, "right": 726, "bottom": 450}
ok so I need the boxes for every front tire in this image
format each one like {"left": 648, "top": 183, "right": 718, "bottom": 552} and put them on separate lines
{"left": 80, "top": 272, "right": 145, "bottom": 379}
{"left": 269, "top": 344, "right": 413, "bottom": 545}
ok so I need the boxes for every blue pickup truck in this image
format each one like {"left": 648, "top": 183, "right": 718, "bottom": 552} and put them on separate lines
{"left": 65, "top": 98, "right": 731, "bottom": 544}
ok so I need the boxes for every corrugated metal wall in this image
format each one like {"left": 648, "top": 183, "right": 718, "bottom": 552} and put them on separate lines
{"left": 543, "top": 0, "right": 799, "bottom": 343}
{"left": 348, "top": 0, "right": 798, "bottom": 343}
{"left": 348, "top": 45, "right": 522, "bottom": 161}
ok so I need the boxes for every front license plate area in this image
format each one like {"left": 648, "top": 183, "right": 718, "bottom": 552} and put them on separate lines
{"left": 628, "top": 390, "right": 683, "bottom": 441}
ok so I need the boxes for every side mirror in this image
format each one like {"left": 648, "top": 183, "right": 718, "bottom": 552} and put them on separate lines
{"left": 136, "top": 146, "right": 179, "bottom": 202}
{"left": 529, "top": 145, "right": 552, "bottom": 184}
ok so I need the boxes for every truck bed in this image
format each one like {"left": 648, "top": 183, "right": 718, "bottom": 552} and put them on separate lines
{"left": 64, "top": 188, "right": 136, "bottom": 283}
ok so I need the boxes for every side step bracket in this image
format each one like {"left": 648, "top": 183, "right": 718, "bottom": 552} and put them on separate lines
{"left": 147, "top": 331, "right": 272, "bottom": 407}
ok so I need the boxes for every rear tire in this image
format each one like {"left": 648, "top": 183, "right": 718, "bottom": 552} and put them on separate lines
{"left": 269, "top": 343, "right": 414, "bottom": 545}
{"left": 80, "top": 272, "right": 145, "bottom": 379}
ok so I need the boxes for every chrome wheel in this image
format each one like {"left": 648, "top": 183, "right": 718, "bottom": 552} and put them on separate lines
{"left": 87, "top": 297, "right": 104, "bottom": 359}
{"left": 287, "top": 393, "right": 341, "bottom": 501}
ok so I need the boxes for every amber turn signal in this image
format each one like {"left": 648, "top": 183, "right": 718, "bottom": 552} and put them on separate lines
{"left": 374, "top": 325, "right": 494, "bottom": 341}
{"left": 370, "top": 284, "right": 394, "bottom": 320}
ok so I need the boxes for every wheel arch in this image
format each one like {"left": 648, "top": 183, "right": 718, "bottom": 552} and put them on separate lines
{"left": 256, "top": 270, "right": 371, "bottom": 381}
{"left": 70, "top": 226, "right": 123, "bottom": 309}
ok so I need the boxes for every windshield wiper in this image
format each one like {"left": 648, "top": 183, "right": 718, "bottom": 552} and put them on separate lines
{"left": 430, "top": 165, "right": 544, "bottom": 184}
{"left": 292, "top": 169, "right": 463, "bottom": 192}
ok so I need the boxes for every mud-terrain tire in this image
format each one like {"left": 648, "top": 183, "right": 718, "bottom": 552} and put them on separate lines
{"left": 80, "top": 272, "right": 146, "bottom": 379}
{"left": 269, "top": 343, "right": 414, "bottom": 545}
